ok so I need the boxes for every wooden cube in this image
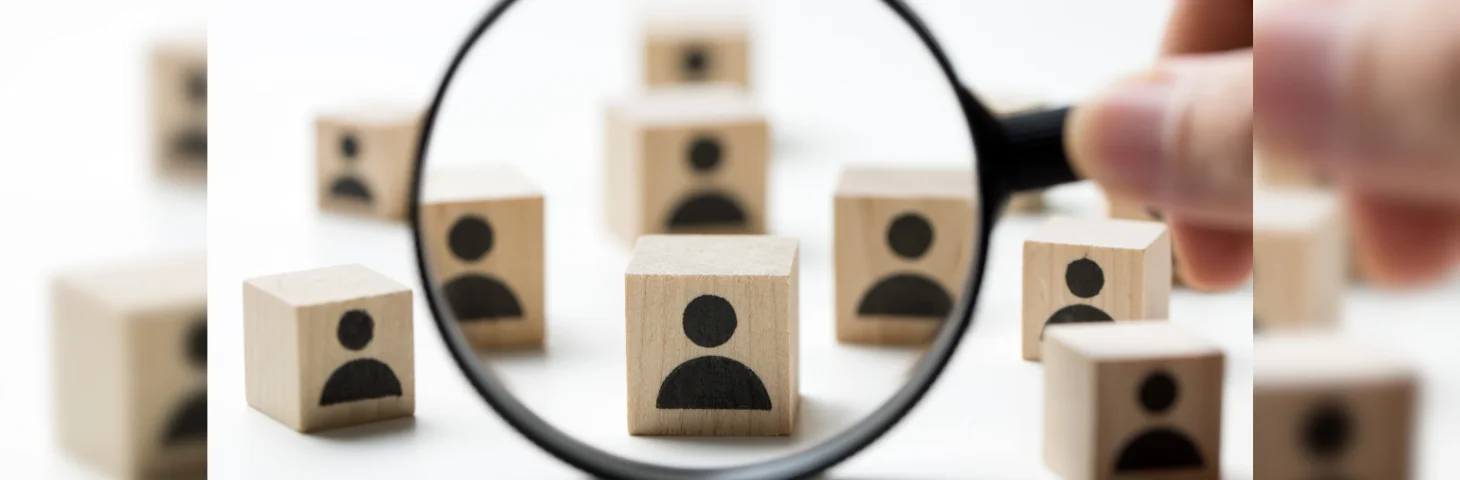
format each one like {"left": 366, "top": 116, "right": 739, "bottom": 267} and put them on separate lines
{"left": 833, "top": 167, "right": 976, "bottom": 345}
{"left": 1106, "top": 193, "right": 1187, "bottom": 287}
{"left": 421, "top": 164, "right": 545, "bottom": 349}
{"left": 605, "top": 86, "right": 768, "bottom": 241}
{"left": 1253, "top": 188, "right": 1345, "bottom": 331}
{"left": 1043, "top": 322, "right": 1224, "bottom": 480}
{"left": 1022, "top": 217, "right": 1171, "bottom": 361}
{"left": 244, "top": 264, "right": 414, "bottom": 432}
{"left": 151, "top": 34, "right": 207, "bottom": 179}
{"left": 625, "top": 235, "right": 798, "bottom": 436}
{"left": 1254, "top": 334, "right": 1416, "bottom": 479}
{"left": 643, "top": 15, "right": 750, "bottom": 89}
{"left": 315, "top": 102, "right": 423, "bottom": 220}
{"left": 52, "top": 253, "right": 207, "bottom": 479}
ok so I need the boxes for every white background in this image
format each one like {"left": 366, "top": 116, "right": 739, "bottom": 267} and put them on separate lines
{"left": 0, "top": 0, "right": 1455, "bottom": 479}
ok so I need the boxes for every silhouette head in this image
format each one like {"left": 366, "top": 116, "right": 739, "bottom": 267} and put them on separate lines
{"left": 188, "top": 319, "right": 206, "bottom": 369}
{"left": 340, "top": 133, "right": 360, "bottom": 162}
{"left": 337, "top": 310, "right": 374, "bottom": 351}
{"left": 683, "top": 294, "right": 736, "bottom": 347}
{"left": 687, "top": 134, "right": 723, "bottom": 174}
{"left": 1302, "top": 400, "right": 1353, "bottom": 460}
{"left": 887, "top": 213, "right": 934, "bottom": 260}
{"left": 187, "top": 70, "right": 206, "bottom": 107}
{"left": 1138, "top": 370, "right": 1178, "bottom": 414}
{"left": 681, "top": 44, "right": 710, "bottom": 80}
{"left": 1066, "top": 258, "right": 1104, "bottom": 298}
{"left": 449, "top": 215, "right": 495, "bottom": 262}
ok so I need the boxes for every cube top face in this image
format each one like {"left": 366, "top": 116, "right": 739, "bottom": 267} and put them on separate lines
{"left": 625, "top": 235, "right": 799, "bottom": 436}
{"left": 1027, "top": 216, "right": 1168, "bottom": 251}
{"left": 56, "top": 252, "right": 207, "bottom": 314}
{"left": 834, "top": 167, "right": 976, "bottom": 200}
{"left": 246, "top": 264, "right": 410, "bottom": 308}
{"left": 1254, "top": 188, "right": 1341, "bottom": 234}
{"left": 422, "top": 163, "right": 542, "bottom": 204}
{"left": 628, "top": 235, "right": 796, "bottom": 277}
{"left": 1253, "top": 335, "right": 1416, "bottom": 478}
{"left": 614, "top": 86, "right": 762, "bottom": 127}
{"left": 1047, "top": 322, "right": 1222, "bottom": 361}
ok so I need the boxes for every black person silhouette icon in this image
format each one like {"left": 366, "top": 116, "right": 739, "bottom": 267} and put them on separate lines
{"left": 666, "top": 133, "right": 748, "bottom": 231}
{"left": 442, "top": 214, "right": 524, "bottom": 321}
{"left": 172, "top": 69, "right": 208, "bottom": 162}
{"left": 1113, "top": 370, "right": 1205, "bottom": 472}
{"left": 656, "top": 295, "right": 771, "bottom": 410}
{"left": 680, "top": 43, "right": 710, "bottom": 81}
{"left": 161, "top": 318, "right": 207, "bottom": 446}
{"left": 319, "top": 309, "right": 403, "bottom": 406}
{"left": 1300, "top": 400, "right": 1358, "bottom": 480}
{"left": 1040, "top": 258, "right": 1115, "bottom": 338}
{"left": 328, "top": 132, "right": 374, "bottom": 205}
{"left": 856, "top": 212, "right": 954, "bottom": 318}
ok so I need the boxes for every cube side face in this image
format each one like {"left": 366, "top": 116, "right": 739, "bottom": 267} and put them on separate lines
{"left": 1107, "top": 197, "right": 1184, "bottom": 285}
{"left": 296, "top": 290, "right": 415, "bottom": 432}
{"left": 645, "top": 34, "right": 750, "bottom": 88}
{"left": 605, "top": 108, "right": 644, "bottom": 243}
{"left": 1092, "top": 355, "right": 1223, "bottom": 480}
{"left": 52, "top": 282, "right": 130, "bottom": 476}
{"left": 1022, "top": 240, "right": 1163, "bottom": 361}
{"left": 626, "top": 272, "right": 794, "bottom": 436}
{"left": 1254, "top": 381, "right": 1415, "bottom": 479}
{"left": 316, "top": 118, "right": 419, "bottom": 220}
{"left": 640, "top": 120, "right": 767, "bottom": 237}
{"left": 1255, "top": 228, "right": 1343, "bottom": 330}
{"left": 151, "top": 44, "right": 207, "bottom": 176}
{"left": 127, "top": 305, "right": 208, "bottom": 478}
{"left": 834, "top": 194, "right": 974, "bottom": 345}
{"left": 243, "top": 282, "right": 305, "bottom": 430}
{"left": 1043, "top": 337, "right": 1098, "bottom": 480}
{"left": 421, "top": 196, "right": 546, "bottom": 348}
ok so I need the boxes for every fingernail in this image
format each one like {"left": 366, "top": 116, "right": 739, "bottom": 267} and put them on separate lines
{"left": 1255, "top": 3, "right": 1345, "bottom": 154}
{"left": 1080, "top": 73, "right": 1176, "bottom": 195}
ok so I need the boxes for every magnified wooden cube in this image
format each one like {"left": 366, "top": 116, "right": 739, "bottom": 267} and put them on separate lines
{"left": 53, "top": 253, "right": 207, "bottom": 479}
{"left": 315, "top": 102, "right": 423, "bottom": 220}
{"left": 625, "top": 235, "right": 799, "bottom": 436}
{"left": 1043, "top": 322, "right": 1224, "bottom": 480}
{"left": 151, "top": 34, "right": 207, "bottom": 179}
{"left": 1253, "top": 188, "right": 1345, "bottom": 331}
{"left": 834, "top": 167, "right": 976, "bottom": 345}
{"left": 644, "top": 14, "right": 749, "bottom": 89}
{"left": 1022, "top": 217, "right": 1171, "bottom": 361}
{"left": 605, "top": 86, "right": 768, "bottom": 241}
{"left": 421, "top": 164, "right": 545, "bottom": 349}
{"left": 1254, "top": 334, "right": 1416, "bottom": 479}
{"left": 244, "top": 264, "right": 414, "bottom": 433}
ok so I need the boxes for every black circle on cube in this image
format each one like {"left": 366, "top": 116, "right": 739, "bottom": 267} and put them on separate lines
{"left": 688, "top": 135, "right": 723, "bottom": 173}
{"left": 337, "top": 310, "right": 375, "bottom": 351}
{"left": 683, "top": 294, "right": 737, "bottom": 348}
{"left": 187, "top": 71, "right": 206, "bottom": 105}
{"left": 681, "top": 44, "right": 709, "bottom": 79}
{"left": 887, "top": 213, "right": 934, "bottom": 259}
{"left": 340, "top": 133, "right": 360, "bottom": 160}
{"left": 187, "top": 319, "right": 206, "bottom": 367}
{"left": 449, "top": 215, "right": 495, "bottom": 262}
{"left": 1138, "top": 370, "right": 1178, "bottom": 414}
{"left": 1065, "top": 258, "right": 1105, "bottom": 298}
{"left": 1303, "top": 401, "right": 1354, "bottom": 458}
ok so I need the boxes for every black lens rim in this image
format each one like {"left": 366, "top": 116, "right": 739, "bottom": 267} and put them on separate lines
{"left": 407, "top": 1, "right": 1006, "bottom": 478}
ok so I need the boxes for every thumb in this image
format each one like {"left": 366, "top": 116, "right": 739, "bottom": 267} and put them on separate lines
{"left": 1066, "top": 51, "right": 1254, "bottom": 229}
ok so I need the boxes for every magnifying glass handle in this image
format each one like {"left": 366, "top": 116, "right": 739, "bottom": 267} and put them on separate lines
{"left": 1000, "top": 106, "right": 1080, "bottom": 192}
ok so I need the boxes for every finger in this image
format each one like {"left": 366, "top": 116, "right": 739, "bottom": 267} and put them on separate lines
{"left": 1067, "top": 51, "right": 1254, "bottom": 229}
{"left": 1346, "top": 190, "right": 1460, "bottom": 286}
{"left": 1171, "top": 221, "right": 1254, "bottom": 291}
{"left": 1256, "top": 0, "right": 1460, "bottom": 203}
{"left": 1162, "top": 0, "right": 1254, "bottom": 54}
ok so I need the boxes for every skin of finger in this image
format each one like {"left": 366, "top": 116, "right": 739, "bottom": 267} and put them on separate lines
{"left": 1347, "top": 190, "right": 1460, "bottom": 287}
{"left": 1161, "top": 0, "right": 1254, "bottom": 54}
{"left": 1170, "top": 222, "right": 1253, "bottom": 291}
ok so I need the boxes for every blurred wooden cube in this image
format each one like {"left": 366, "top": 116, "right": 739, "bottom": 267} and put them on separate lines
{"left": 315, "top": 102, "right": 422, "bottom": 220}
{"left": 151, "top": 34, "right": 207, "bottom": 179}
{"left": 1106, "top": 193, "right": 1186, "bottom": 287}
{"left": 53, "top": 253, "right": 207, "bottom": 479}
{"left": 643, "top": 14, "right": 749, "bottom": 89}
{"left": 1253, "top": 188, "right": 1345, "bottom": 331}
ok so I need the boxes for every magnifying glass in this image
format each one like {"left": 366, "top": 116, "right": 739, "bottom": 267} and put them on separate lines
{"left": 408, "top": 1, "right": 1077, "bottom": 478}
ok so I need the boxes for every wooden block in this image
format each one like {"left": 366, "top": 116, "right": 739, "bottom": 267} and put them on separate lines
{"left": 605, "top": 86, "right": 768, "bottom": 241}
{"left": 625, "top": 235, "right": 798, "bottom": 436}
{"left": 52, "top": 253, "right": 207, "bottom": 479}
{"left": 151, "top": 35, "right": 207, "bottom": 179}
{"left": 833, "top": 167, "right": 976, "bottom": 345}
{"left": 244, "top": 264, "right": 415, "bottom": 432}
{"left": 1254, "top": 334, "right": 1416, "bottom": 479}
{"left": 1253, "top": 188, "right": 1345, "bottom": 331}
{"left": 1022, "top": 217, "right": 1171, "bottom": 361}
{"left": 643, "top": 14, "right": 750, "bottom": 89}
{"left": 421, "top": 164, "right": 545, "bottom": 349}
{"left": 1106, "top": 193, "right": 1187, "bottom": 287}
{"left": 1043, "top": 322, "right": 1224, "bottom": 480}
{"left": 315, "top": 102, "right": 423, "bottom": 220}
